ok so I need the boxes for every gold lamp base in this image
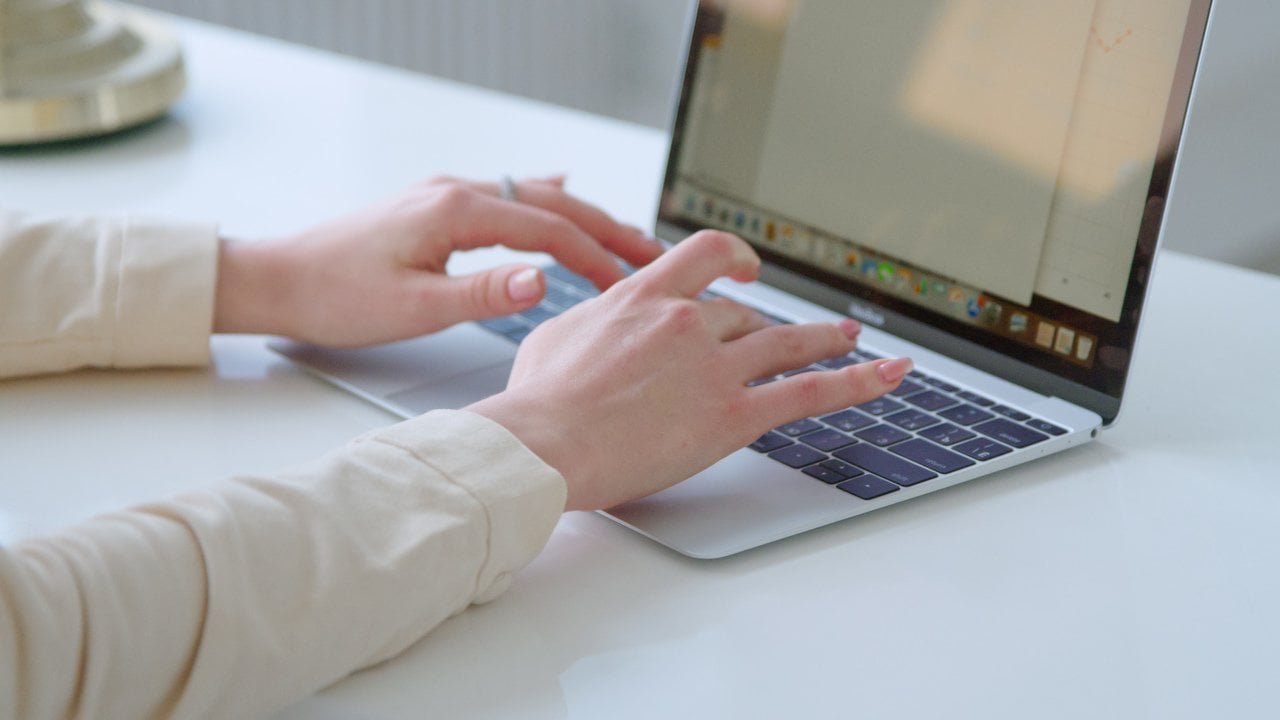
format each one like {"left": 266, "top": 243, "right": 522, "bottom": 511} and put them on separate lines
{"left": 0, "top": 0, "right": 186, "bottom": 145}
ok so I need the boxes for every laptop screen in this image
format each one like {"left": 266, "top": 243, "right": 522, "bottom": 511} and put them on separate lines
{"left": 656, "top": 0, "right": 1212, "bottom": 418}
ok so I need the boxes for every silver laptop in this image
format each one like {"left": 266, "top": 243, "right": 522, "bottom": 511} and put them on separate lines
{"left": 274, "top": 0, "right": 1213, "bottom": 558}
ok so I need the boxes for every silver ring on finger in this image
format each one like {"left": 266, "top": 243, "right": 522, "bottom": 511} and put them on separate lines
{"left": 499, "top": 175, "right": 519, "bottom": 203}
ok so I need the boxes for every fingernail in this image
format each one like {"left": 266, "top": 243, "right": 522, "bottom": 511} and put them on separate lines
{"left": 837, "top": 319, "right": 862, "bottom": 340}
{"left": 876, "top": 357, "right": 913, "bottom": 384}
{"left": 507, "top": 267, "right": 542, "bottom": 303}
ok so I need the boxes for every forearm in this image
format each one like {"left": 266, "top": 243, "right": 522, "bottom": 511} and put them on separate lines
{"left": 0, "top": 410, "right": 566, "bottom": 719}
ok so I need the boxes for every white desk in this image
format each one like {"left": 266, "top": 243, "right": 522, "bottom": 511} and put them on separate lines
{"left": 2, "top": 18, "right": 1278, "bottom": 720}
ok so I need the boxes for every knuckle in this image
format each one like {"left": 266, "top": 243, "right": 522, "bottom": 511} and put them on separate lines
{"left": 720, "top": 392, "right": 755, "bottom": 428}
{"left": 418, "top": 174, "right": 458, "bottom": 191}
{"left": 543, "top": 216, "right": 578, "bottom": 244}
{"left": 660, "top": 299, "right": 704, "bottom": 333}
{"left": 417, "top": 180, "right": 478, "bottom": 217}
{"left": 431, "top": 183, "right": 474, "bottom": 213}
{"left": 467, "top": 275, "right": 495, "bottom": 314}
{"left": 773, "top": 325, "right": 810, "bottom": 358}
{"left": 791, "top": 373, "right": 823, "bottom": 407}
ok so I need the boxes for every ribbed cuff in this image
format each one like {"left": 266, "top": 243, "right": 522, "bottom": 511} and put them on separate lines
{"left": 111, "top": 216, "right": 219, "bottom": 368}
{"left": 368, "top": 409, "right": 567, "bottom": 602}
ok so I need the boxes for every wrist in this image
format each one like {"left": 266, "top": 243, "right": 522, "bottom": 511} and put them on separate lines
{"left": 212, "top": 237, "right": 296, "bottom": 336}
{"left": 467, "top": 393, "right": 591, "bottom": 512}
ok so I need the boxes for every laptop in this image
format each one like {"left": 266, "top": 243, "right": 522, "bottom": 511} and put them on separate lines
{"left": 273, "top": 0, "right": 1214, "bottom": 558}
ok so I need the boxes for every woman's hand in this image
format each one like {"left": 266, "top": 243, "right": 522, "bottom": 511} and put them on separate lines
{"left": 468, "top": 230, "right": 913, "bottom": 512}
{"left": 212, "top": 175, "right": 663, "bottom": 346}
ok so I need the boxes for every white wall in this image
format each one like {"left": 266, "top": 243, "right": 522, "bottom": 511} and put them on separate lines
{"left": 126, "top": 0, "right": 1278, "bottom": 275}
{"left": 1160, "top": 0, "right": 1280, "bottom": 275}
{"left": 128, "top": 0, "right": 692, "bottom": 129}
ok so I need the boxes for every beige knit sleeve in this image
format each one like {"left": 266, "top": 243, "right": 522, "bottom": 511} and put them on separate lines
{"left": 0, "top": 208, "right": 218, "bottom": 379}
{"left": 0, "top": 409, "right": 567, "bottom": 719}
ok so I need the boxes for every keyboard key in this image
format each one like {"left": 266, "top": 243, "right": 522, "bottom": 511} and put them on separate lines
{"left": 750, "top": 432, "right": 793, "bottom": 453}
{"left": 854, "top": 424, "right": 912, "bottom": 447}
{"left": 904, "top": 390, "right": 958, "bottom": 412}
{"left": 833, "top": 444, "right": 938, "bottom": 486}
{"left": 956, "top": 390, "right": 995, "bottom": 407}
{"left": 776, "top": 418, "right": 825, "bottom": 437}
{"left": 544, "top": 264, "right": 595, "bottom": 290}
{"left": 973, "top": 418, "right": 1049, "bottom": 448}
{"left": 819, "top": 459, "right": 864, "bottom": 478}
{"left": 803, "top": 465, "right": 848, "bottom": 484}
{"left": 938, "top": 404, "right": 995, "bottom": 427}
{"left": 782, "top": 365, "right": 822, "bottom": 377}
{"left": 520, "top": 305, "right": 558, "bottom": 325}
{"left": 799, "top": 428, "right": 856, "bottom": 452}
{"left": 918, "top": 423, "right": 976, "bottom": 446}
{"left": 818, "top": 353, "right": 859, "bottom": 369}
{"left": 991, "top": 405, "right": 1031, "bottom": 421}
{"left": 836, "top": 474, "right": 900, "bottom": 500}
{"left": 768, "top": 444, "right": 827, "bottom": 468}
{"left": 543, "top": 286, "right": 586, "bottom": 310}
{"left": 478, "top": 315, "right": 529, "bottom": 335}
{"left": 953, "top": 438, "right": 1013, "bottom": 461}
{"left": 1027, "top": 419, "right": 1067, "bottom": 436}
{"left": 921, "top": 377, "right": 960, "bottom": 392}
{"left": 821, "top": 408, "right": 876, "bottom": 432}
{"left": 888, "top": 379, "right": 926, "bottom": 397}
{"left": 884, "top": 409, "right": 941, "bottom": 432}
{"left": 889, "top": 438, "right": 976, "bottom": 474}
{"left": 857, "top": 397, "right": 905, "bottom": 416}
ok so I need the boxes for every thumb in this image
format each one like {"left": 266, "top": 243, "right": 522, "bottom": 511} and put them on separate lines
{"left": 440, "top": 264, "right": 545, "bottom": 323}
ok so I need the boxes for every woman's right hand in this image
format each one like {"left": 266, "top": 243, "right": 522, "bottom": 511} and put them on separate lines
{"left": 468, "top": 230, "right": 914, "bottom": 512}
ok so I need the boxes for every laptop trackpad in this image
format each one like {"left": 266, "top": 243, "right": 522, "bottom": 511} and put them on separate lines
{"left": 271, "top": 323, "right": 517, "bottom": 403}
{"left": 385, "top": 358, "right": 514, "bottom": 414}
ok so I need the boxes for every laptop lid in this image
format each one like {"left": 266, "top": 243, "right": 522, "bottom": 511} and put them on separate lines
{"left": 654, "top": 0, "right": 1213, "bottom": 425}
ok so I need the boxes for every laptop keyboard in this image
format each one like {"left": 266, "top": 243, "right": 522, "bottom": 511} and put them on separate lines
{"left": 477, "top": 264, "right": 1068, "bottom": 501}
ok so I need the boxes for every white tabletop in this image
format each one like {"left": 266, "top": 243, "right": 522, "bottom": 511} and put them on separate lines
{"left": 2, "top": 17, "right": 1277, "bottom": 720}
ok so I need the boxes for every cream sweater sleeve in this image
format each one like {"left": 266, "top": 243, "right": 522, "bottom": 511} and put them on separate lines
{"left": 0, "top": 411, "right": 566, "bottom": 720}
{"left": 0, "top": 208, "right": 219, "bottom": 378}
{"left": 0, "top": 209, "right": 569, "bottom": 718}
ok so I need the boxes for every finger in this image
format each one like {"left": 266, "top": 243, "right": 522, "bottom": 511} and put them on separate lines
{"left": 747, "top": 357, "right": 914, "bottom": 430}
{"left": 417, "top": 263, "right": 545, "bottom": 327}
{"left": 729, "top": 320, "right": 861, "bottom": 380}
{"left": 447, "top": 192, "right": 629, "bottom": 289}
{"left": 632, "top": 230, "right": 760, "bottom": 299}
{"left": 700, "top": 297, "right": 772, "bottom": 341}
{"left": 479, "top": 178, "right": 665, "bottom": 269}
{"left": 529, "top": 174, "right": 567, "bottom": 189}
{"left": 515, "top": 180, "right": 664, "bottom": 268}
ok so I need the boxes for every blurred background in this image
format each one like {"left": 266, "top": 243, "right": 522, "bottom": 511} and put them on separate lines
{"left": 124, "top": 0, "right": 1279, "bottom": 276}
{"left": 127, "top": 0, "right": 691, "bottom": 129}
